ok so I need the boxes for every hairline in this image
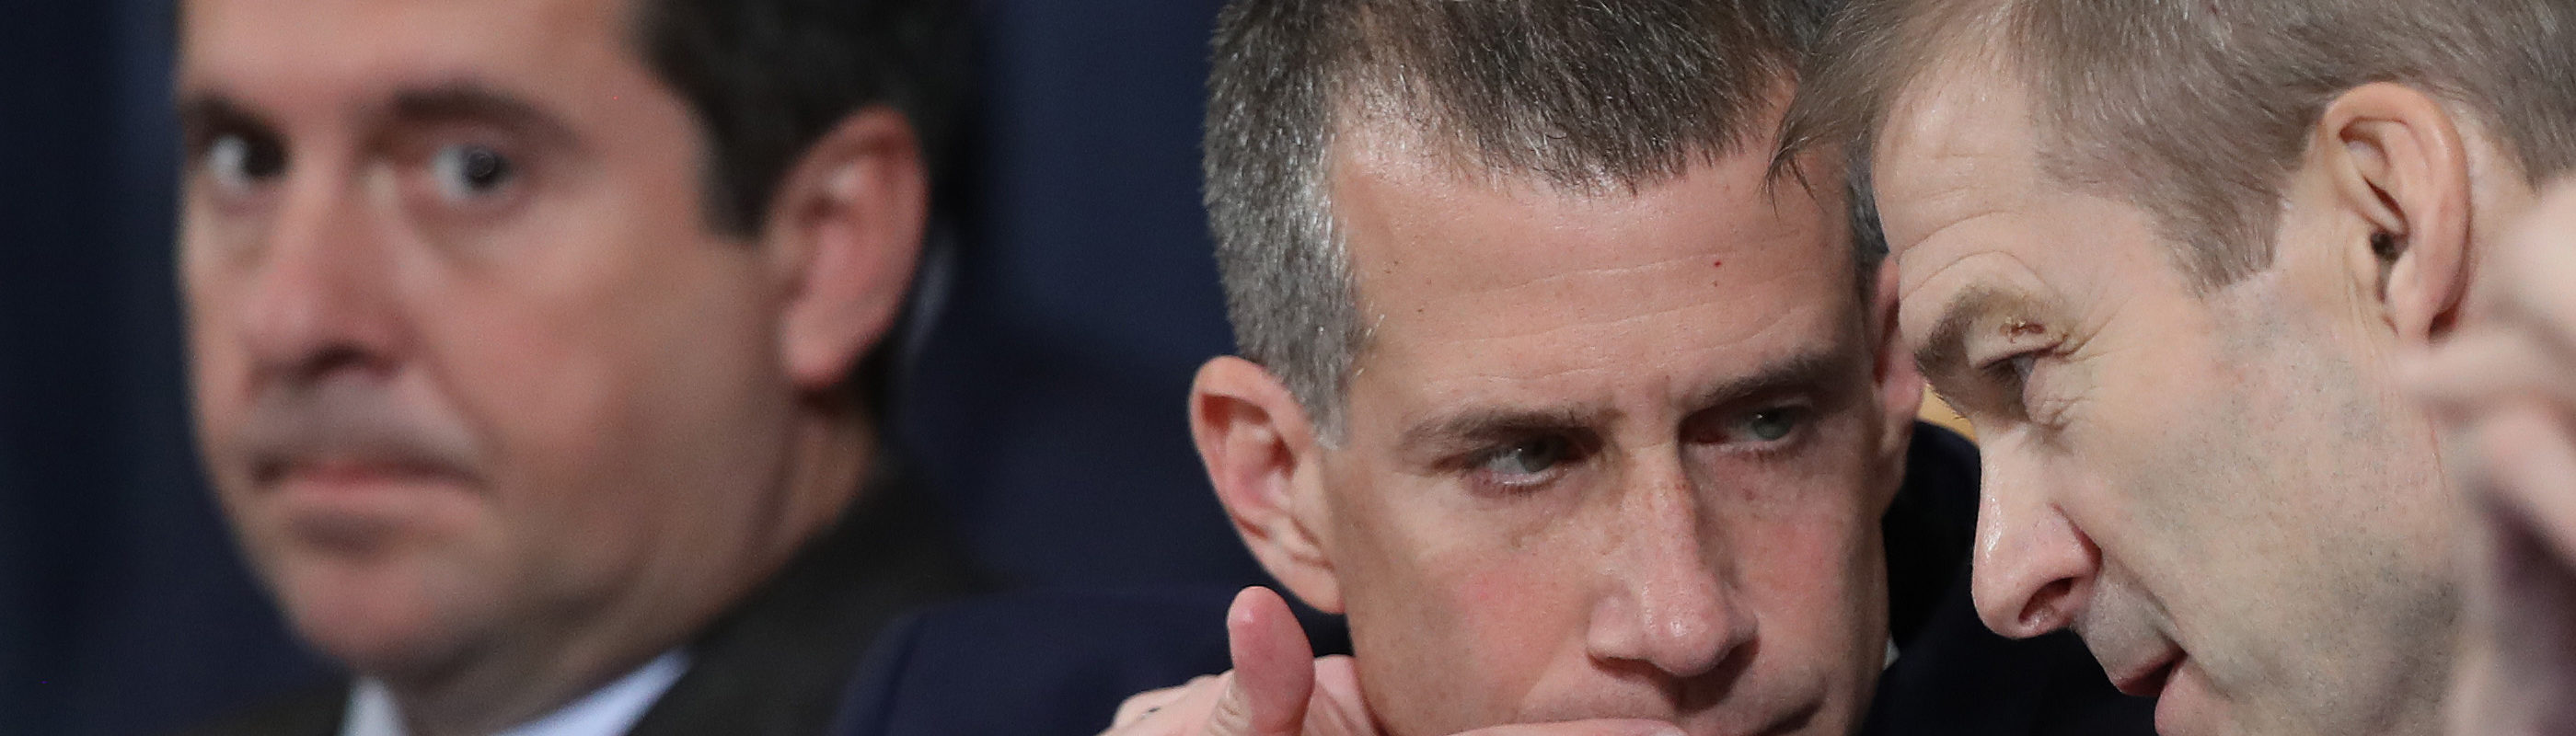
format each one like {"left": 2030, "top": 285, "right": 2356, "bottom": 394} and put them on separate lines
{"left": 1876, "top": 0, "right": 2565, "bottom": 295}
{"left": 1306, "top": 93, "right": 1874, "bottom": 446}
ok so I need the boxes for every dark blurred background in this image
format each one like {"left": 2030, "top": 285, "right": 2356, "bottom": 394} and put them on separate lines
{"left": 0, "top": 1, "right": 1255, "bottom": 732}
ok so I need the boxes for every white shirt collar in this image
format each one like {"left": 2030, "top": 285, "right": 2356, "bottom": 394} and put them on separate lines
{"left": 341, "top": 650, "right": 692, "bottom": 736}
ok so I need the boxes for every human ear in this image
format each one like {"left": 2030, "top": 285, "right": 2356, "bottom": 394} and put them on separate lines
{"left": 1867, "top": 259, "right": 1923, "bottom": 511}
{"left": 2314, "top": 83, "right": 2474, "bottom": 345}
{"left": 763, "top": 107, "right": 930, "bottom": 391}
{"left": 1189, "top": 357, "right": 1345, "bottom": 613}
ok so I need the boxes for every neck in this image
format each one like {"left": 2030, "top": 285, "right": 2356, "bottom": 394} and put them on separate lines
{"left": 387, "top": 404, "right": 878, "bottom": 736}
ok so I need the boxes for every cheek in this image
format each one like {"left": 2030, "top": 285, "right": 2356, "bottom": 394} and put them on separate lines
{"left": 181, "top": 235, "right": 265, "bottom": 480}
{"left": 1734, "top": 512, "right": 1885, "bottom": 653}
{"left": 403, "top": 225, "right": 790, "bottom": 594}
{"left": 1450, "top": 562, "right": 1588, "bottom": 673}
{"left": 1339, "top": 494, "right": 1595, "bottom": 730}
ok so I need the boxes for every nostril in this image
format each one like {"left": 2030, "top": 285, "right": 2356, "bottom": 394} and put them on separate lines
{"left": 307, "top": 345, "right": 372, "bottom": 374}
{"left": 267, "top": 343, "right": 401, "bottom": 391}
{"left": 2016, "top": 577, "right": 2077, "bottom": 635}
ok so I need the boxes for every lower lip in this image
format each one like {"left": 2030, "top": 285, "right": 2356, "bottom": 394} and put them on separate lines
{"left": 267, "top": 462, "right": 474, "bottom": 515}
{"left": 272, "top": 461, "right": 464, "bottom": 495}
{"left": 2152, "top": 659, "right": 2205, "bottom": 736}
{"left": 265, "top": 466, "right": 478, "bottom": 550}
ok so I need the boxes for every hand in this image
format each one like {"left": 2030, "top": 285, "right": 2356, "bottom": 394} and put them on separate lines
{"left": 1101, "top": 587, "right": 1683, "bottom": 736}
{"left": 2405, "top": 181, "right": 2576, "bottom": 736}
{"left": 2409, "top": 181, "right": 2576, "bottom": 562}
{"left": 1103, "top": 586, "right": 1370, "bottom": 736}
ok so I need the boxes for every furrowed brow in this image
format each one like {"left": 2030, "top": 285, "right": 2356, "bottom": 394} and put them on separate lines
{"left": 1683, "top": 345, "right": 1854, "bottom": 411}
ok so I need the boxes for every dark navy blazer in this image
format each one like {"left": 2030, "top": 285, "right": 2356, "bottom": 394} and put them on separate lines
{"left": 831, "top": 426, "right": 2154, "bottom": 736}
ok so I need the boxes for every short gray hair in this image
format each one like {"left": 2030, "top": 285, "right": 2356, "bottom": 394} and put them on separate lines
{"left": 1785, "top": 0, "right": 2576, "bottom": 292}
{"left": 1203, "top": 0, "right": 1842, "bottom": 440}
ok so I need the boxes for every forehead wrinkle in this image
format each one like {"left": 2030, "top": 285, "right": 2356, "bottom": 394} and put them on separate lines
{"left": 1440, "top": 297, "right": 1727, "bottom": 349}
{"left": 1466, "top": 252, "right": 1717, "bottom": 295}
{"left": 1380, "top": 247, "right": 1817, "bottom": 348}
{"left": 1877, "top": 79, "right": 2042, "bottom": 246}
{"left": 1891, "top": 206, "right": 2025, "bottom": 306}
{"left": 1407, "top": 294, "right": 1831, "bottom": 423}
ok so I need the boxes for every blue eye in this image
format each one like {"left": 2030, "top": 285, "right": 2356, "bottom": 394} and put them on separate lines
{"left": 429, "top": 144, "right": 514, "bottom": 202}
{"left": 1738, "top": 407, "right": 1805, "bottom": 443}
{"left": 1473, "top": 436, "right": 1574, "bottom": 488}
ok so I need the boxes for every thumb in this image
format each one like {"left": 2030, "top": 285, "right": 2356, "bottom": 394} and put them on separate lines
{"left": 1207, "top": 586, "right": 1317, "bottom": 736}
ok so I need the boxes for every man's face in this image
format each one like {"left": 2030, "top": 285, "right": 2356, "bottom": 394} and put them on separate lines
{"left": 1306, "top": 123, "right": 1911, "bottom": 736}
{"left": 179, "top": 0, "right": 808, "bottom": 683}
{"left": 1873, "top": 62, "right": 2455, "bottom": 736}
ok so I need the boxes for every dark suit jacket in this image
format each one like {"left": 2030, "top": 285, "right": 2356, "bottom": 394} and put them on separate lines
{"left": 830, "top": 425, "right": 2154, "bottom": 736}
{"left": 184, "top": 466, "right": 985, "bottom": 736}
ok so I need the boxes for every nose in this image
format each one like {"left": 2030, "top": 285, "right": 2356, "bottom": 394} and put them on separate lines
{"left": 1585, "top": 466, "right": 1755, "bottom": 678}
{"left": 237, "top": 171, "right": 405, "bottom": 382}
{"left": 1970, "top": 449, "right": 2100, "bottom": 639}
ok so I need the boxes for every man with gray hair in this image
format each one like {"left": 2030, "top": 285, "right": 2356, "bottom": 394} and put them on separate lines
{"left": 1784, "top": 0, "right": 2576, "bottom": 733}
{"left": 1103, "top": 1, "right": 2149, "bottom": 734}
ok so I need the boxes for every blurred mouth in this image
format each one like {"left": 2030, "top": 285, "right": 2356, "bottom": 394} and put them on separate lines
{"left": 255, "top": 454, "right": 475, "bottom": 496}
{"left": 249, "top": 454, "right": 480, "bottom": 551}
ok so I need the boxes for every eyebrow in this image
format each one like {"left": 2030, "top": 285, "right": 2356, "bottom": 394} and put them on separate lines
{"left": 175, "top": 81, "right": 582, "bottom": 152}
{"left": 385, "top": 81, "right": 579, "bottom": 145}
{"left": 175, "top": 93, "right": 270, "bottom": 145}
{"left": 1915, "top": 286, "right": 2050, "bottom": 384}
{"left": 1399, "top": 403, "right": 1611, "bottom": 457}
{"left": 1395, "top": 345, "right": 1855, "bottom": 454}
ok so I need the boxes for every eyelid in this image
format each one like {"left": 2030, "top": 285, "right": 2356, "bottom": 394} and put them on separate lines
{"left": 1453, "top": 432, "right": 1595, "bottom": 493}
{"left": 392, "top": 132, "right": 537, "bottom": 217}
{"left": 1965, "top": 317, "right": 2061, "bottom": 374}
{"left": 1455, "top": 432, "right": 1595, "bottom": 466}
{"left": 388, "top": 123, "right": 529, "bottom": 166}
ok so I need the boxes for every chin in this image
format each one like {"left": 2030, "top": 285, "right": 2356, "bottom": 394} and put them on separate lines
{"left": 269, "top": 548, "right": 490, "bottom": 679}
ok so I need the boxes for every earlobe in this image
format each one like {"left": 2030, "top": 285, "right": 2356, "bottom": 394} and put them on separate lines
{"left": 1189, "top": 357, "right": 1345, "bottom": 613}
{"left": 769, "top": 107, "right": 930, "bottom": 390}
{"left": 2316, "top": 83, "right": 2474, "bottom": 345}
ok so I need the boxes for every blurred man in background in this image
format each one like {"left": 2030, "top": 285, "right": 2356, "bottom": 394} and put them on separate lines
{"left": 1106, "top": 1, "right": 2148, "bottom": 734}
{"left": 174, "top": 0, "right": 976, "bottom": 733}
{"left": 1785, "top": 0, "right": 2576, "bottom": 733}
